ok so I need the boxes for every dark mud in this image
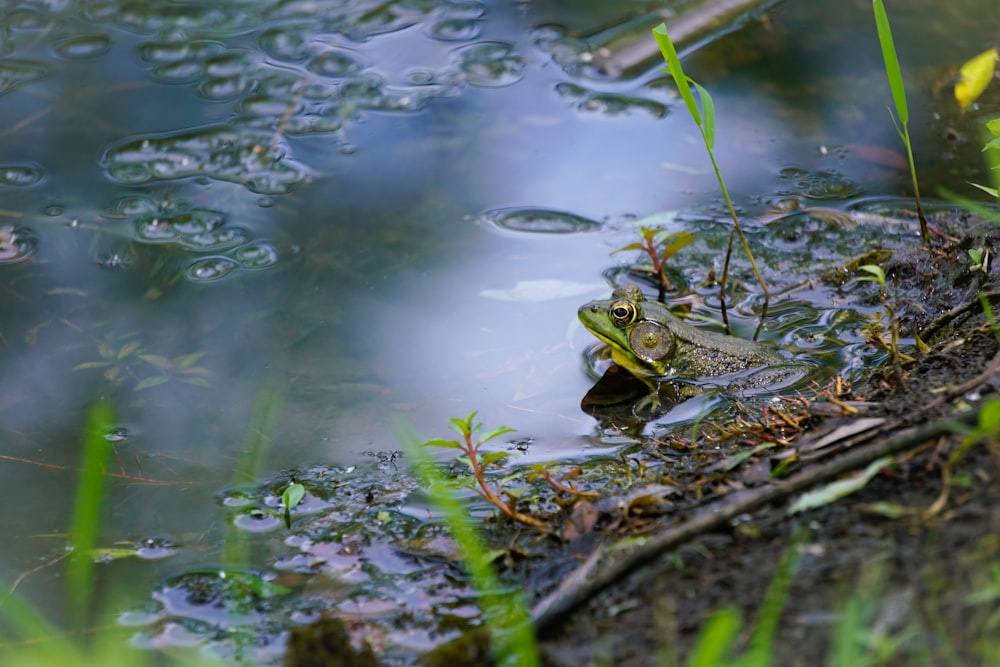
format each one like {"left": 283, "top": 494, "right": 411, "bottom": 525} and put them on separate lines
{"left": 533, "top": 211, "right": 1000, "bottom": 666}
{"left": 285, "top": 208, "right": 1000, "bottom": 666}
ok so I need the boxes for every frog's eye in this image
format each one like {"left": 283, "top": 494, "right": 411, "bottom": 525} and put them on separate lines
{"left": 628, "top": 321, "right": 674, "bottom": 363}
{"left": 609, "top": 300, "right": 638, "bottom": 328}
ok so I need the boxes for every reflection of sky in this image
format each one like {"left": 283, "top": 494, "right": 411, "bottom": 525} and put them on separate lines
{"left": 0, "top": 0, "right": 998, "bottom": 618}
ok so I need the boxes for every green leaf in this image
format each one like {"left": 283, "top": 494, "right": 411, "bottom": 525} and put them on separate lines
{"left": 282, "top": 482, "right": 306, "bottom": 510}
{"left": 857, "top": 264, "right": 886, "bottom": 287}
{"left": 72, "top": 361, "right": 112, "bottom": 371}
{"left": 987, "top": 118, "right": 1000, "bottom": 136}
{"left": 657, "top": 230, "right": 696, "bottom": 262}
{"left": 422, "top": 438, "right": 464, "bottom": 450}
{"left": 117, "top": 339, "right": 142, "bottom": 359}
{"left": 480, "top": 451, "right": 511, "bottom": 467}
{"left": 969, "top": 182, "right": 999, "bottom": 198}
{"left": 872, "top": 0, "right": 909, "bottom": 124}
{"left": 138, "top": 354, "right": 171, "bottom": 370}
{"left": 449, "top": 412, "right": 478, "bottom": 436}
{"left": 134, "top": 376, "right": 169, "bottom": 391}
{"left": 480, "top": 425, "right": 516, "bottom": 443}
{"left": 788, "top": 457, "right": 892, "bottom": 514}
{"left": 282, "top": 482, "right": 305, "bottom": 528}
{"left": 177, "top": 351, "right": 207, "bottom": 369}
{"left": 612, "top": 242, "right": 645, "bottom": 253}
{"left": 652, "top": 23, "right": 701, "bottom": 127}
{"left": 691, "top": 80, "right": 716, "bottom": 150}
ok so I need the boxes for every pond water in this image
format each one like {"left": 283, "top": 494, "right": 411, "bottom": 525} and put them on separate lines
{"left": 1, "top": 0, "right": 998, "bottom": 660}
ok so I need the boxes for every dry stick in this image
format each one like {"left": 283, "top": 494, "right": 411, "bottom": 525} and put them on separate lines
{"left": 532, "top": 351, "right": 1000, "bottom": 633}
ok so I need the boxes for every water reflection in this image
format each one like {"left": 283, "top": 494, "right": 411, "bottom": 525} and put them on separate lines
{"left": 0, "top": 0, "right": 997, "bottom": 656}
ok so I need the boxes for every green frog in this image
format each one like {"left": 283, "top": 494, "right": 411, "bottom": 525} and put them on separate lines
{"left": 578, "top": 286, "right": 789, "bottom": 393}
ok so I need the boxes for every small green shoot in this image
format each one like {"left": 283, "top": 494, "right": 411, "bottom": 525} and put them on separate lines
{"left": 67, "top": 399, "right": 116, "bottom": 630}
{"left": 424, "top": 412, "right": 547, "bottom": 529}
{"left": 281, "top": 481, "right": 305, "bottom": 529}
{"left": 651, "top": 23, "right": 770, "bottom": 338}
{"left": 614, "top": 227, "right": 695, "bottom": 296}
{"left": 969, "top": 247, "right": 989, "bottom": 273}
{"left": 399, "top": 421, "right": 540, "bottom": 667}
{"left": 857, "top": 264, "right": 911, "bottom": 389}
{"left": 872, "top": 0, "right": 929, "bottom": 242}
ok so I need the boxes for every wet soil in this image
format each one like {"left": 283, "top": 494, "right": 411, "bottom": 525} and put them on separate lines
{"left": 533, "top": 212, "right": 1000, "bottom": 666}
{"left": 286, "top": 209, "right": 1000, "bottom": 666}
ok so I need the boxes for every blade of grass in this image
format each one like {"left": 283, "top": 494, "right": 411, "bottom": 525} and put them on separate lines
{"left": 67, "top": 399, "right": 116, "bottom": 631}
{"left": 872, "top": 0, "right": 908, "bottom": 124}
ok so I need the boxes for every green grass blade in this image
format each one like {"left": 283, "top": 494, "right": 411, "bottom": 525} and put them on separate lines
{"left": 652, "top": 23, "right": 701, "bottom": 128}
{"left": 872, "top": 0, "right": 908, "bottom": 124}
{"left": 686, "top": 607, "right": 741, "bottom": 667}
{"left": 691, "top": 81, "right": 716, "bottom": 150}
{"left": 67, "top": 399, "right": 116, "bottom": 630}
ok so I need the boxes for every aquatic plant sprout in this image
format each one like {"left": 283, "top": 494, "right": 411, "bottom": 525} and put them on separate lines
{"left": 871, "top": 0, "right": 929, "bottom": 242}
{"left": 651, "top": 23, "right": 769, "bottom": 338}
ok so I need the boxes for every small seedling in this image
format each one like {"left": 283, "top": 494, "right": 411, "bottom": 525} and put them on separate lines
{"left": 652, "top": 23, "right": 770, "bottom": 339}
{"left": 281, "top": 481, "right": 305, "bottom": 529}
{"left": 857, "top": 264, "right": 912, "bottom": 390}
{"left": 614, "top": 227, "right": 695, "bottom": 297}
{"left": 423, "top": 412, "right": 548, "bottom": 530}
{"left": 872, "top": 0, "right": 929, "bottom": 242}
{"left": 969, "top": 247, "right": 989, "bottom": 273}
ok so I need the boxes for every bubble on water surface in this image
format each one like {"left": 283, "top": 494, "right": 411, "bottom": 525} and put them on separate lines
{"left": 307, "top": 49, "right": 363, "bottom": 77}
{"left": 258, "top": 24, "right": 312, "bottom": 62}
{"left": 234, "top": 510, "right": 283, "bottom": 533}
{"left": 136, "top": 538, "right": 177, "bottom": 560}
{"left": 152, "top": 60, "right": 205, "bottom": 84}
{"left": 233, "top": 240, "right": 279, "bottom": 269}
{"left": 53, "top": 34, "right": 112, "bottom": 59}
{"left": 0, "top": 163, "right": 43, "bottom": 187}
{"left": 426, "top": 18, "right": 482, "bottom": 42}
{"left": 139, "top": 39, "right": 224, "bottom": 64}
{"left": 186, "top": 256, "right": 239, "bottom": 282}
{"left": 43, "top": 204, "right": 64, "bottom": 216}
{"left": 0, "top": 59, "right": 47, "bottom": 95}
{"left": 181, "top": 226, "right": 251, "bottom": 251}
{"left": 479, "top": 207, "right": 600, "bottom": 234}
{"left": 104, "top": 426, "right": 130, "bottom": 442}
{"left": 0, "top": 226, "right": 36, "bottom": 264}
{"left": 778, "top": 167, "right": 862, "bottom": 200}
{"left": 556, "top": 83, "right": 667, "bottom": 118}
{"left": 102, "top": 125, "right": 310, "bottom": 194}
{"left": 453, "top": 41, "right": 524, "bottom": 87}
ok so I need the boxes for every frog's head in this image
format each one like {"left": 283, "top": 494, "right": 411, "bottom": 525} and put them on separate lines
{"left": 578, "top": 286, "right": 676, "bottom": 377}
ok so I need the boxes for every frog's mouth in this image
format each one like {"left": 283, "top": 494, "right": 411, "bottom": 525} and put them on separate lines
{"left": 587, "top": 327, "right": 657, "bottom": 375}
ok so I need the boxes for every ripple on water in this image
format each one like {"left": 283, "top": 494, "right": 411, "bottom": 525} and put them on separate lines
{"left": 453, "top": 41, "right": 524, "bottom": 87}
{"left": 479, "top": 207, "right": 601, "bottom": 234}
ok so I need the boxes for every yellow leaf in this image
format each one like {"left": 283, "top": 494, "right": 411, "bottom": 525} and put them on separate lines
{"left": 955, "top": 47, "right": 998, "bottom": 111}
